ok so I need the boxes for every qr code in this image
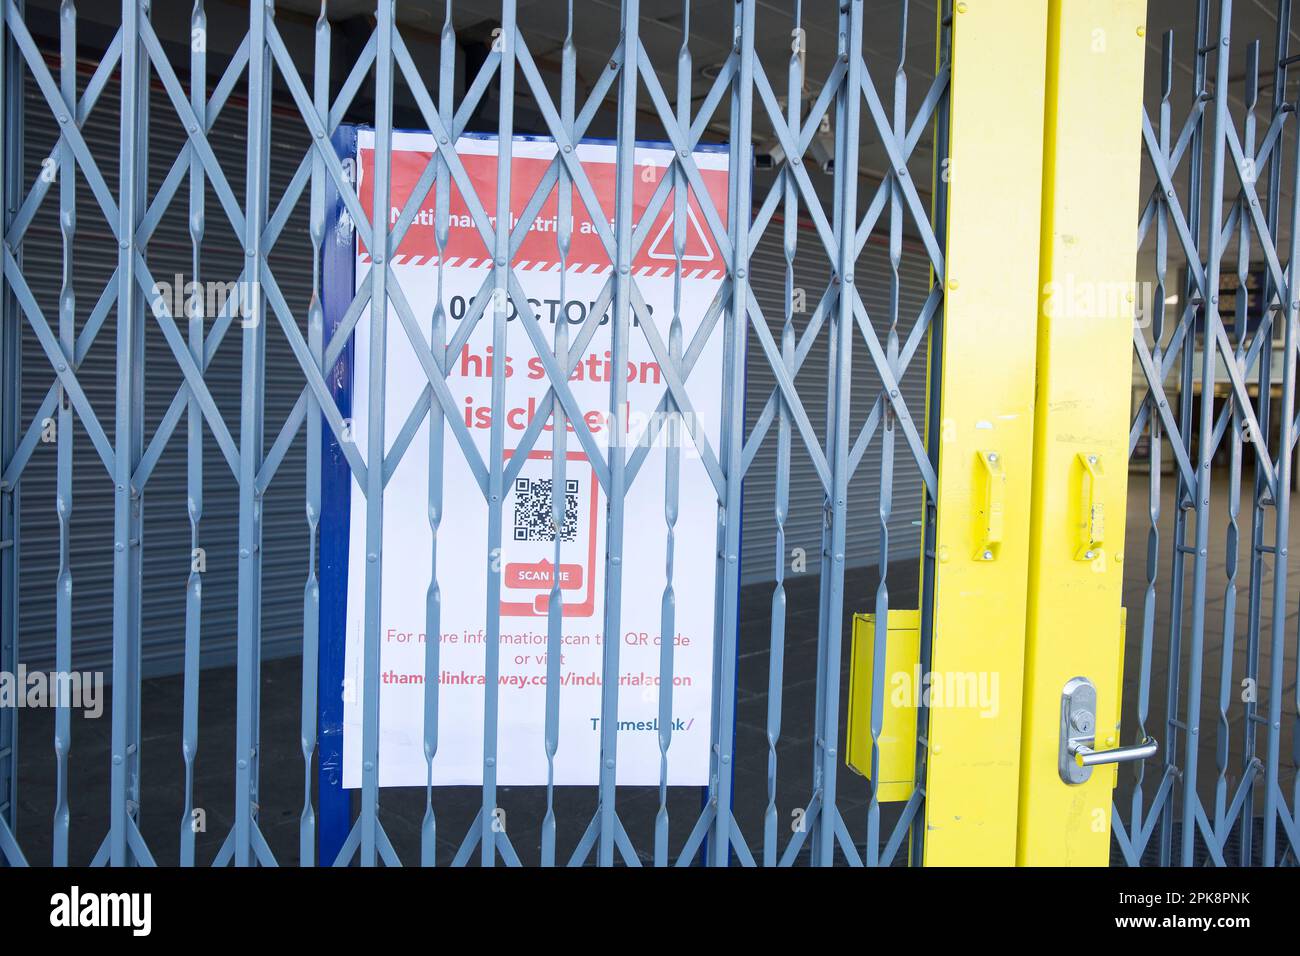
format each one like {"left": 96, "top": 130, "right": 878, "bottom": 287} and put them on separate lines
{"left": 513, "top": 477, "right": 580, "bottom": 542}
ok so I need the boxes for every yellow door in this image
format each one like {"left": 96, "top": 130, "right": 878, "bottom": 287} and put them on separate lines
{"left": 1017, "top": 0, "right": 1150, "bottom": 865}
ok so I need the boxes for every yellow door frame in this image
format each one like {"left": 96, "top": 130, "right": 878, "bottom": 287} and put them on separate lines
{"left": 911, "top": 0, "right": 1148, "bottom": 865}
{"left": 849, "top": 0, "right": 1148, "bottom": 866}
{"left": 920, "top": 0, "right": 1048, "bottom": 865}
{"left": 1017, "top": 0, "right": 1149, "bottom": 865}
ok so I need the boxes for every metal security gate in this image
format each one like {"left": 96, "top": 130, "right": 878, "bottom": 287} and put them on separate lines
{"left": 11, "top": 50, "right": 317, "bottom": 680}
{"left": 1, "top": 0, "right": 1291, "bottom": 869}
{"left": 0, "top": 0, "right": 966, "bottom": 868}
{"left": 7, "top": 48, "right": 928, "bottom": 680}
{"left": 1115, "top": 0, "right": 1300, "bottom": 866}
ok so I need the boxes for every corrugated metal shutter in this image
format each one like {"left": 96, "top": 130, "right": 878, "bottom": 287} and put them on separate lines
{"left": 741, "top": 226, "right": 929, "bottom": 584}
{"left": 17, "top": 64, "right": 313, "bottom": 677}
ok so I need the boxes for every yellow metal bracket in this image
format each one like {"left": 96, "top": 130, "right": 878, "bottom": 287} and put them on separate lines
{"left": 847, "top": 611, "right": 921, "bottom": 803}
{"left": 974, "top": 449, "right": 1005, "bottom": 561}
{"left": 1075, "top": 452, "right": 1105, "bottom": 561}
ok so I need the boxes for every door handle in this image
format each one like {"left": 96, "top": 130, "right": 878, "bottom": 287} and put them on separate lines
{"left": 1070, "top": 736, "right": 1158, "bottom": 768}
{"left": 1058, "top": 676, "right": 1157, "bottom": 784}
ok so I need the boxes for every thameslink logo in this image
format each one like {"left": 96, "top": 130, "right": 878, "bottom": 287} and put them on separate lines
{"left": 0, "top": 666, "right": 103, "bottom": 718}
{"left": 49, "top": 886, "right": 151, "bottom": 936}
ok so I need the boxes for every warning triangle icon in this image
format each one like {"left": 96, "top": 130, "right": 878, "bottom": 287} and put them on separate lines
{"left": 647, "top": 202, "right": 716, "bottom": 262}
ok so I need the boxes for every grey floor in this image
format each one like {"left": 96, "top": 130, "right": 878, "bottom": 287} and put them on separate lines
{"left": 7, "top": 466, "right": 1298, "bottom": 865}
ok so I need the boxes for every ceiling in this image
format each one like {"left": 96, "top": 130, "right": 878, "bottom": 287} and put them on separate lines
{"left": 272, "top": 0, "right": 1300, "bottom": 234}
{"left": 19, "top": 0, "right": 1300, "bottom": 253}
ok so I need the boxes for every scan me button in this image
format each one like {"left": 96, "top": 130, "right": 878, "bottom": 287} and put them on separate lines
{"left": 505, "top": 560, "right": 584, "bottom": 590}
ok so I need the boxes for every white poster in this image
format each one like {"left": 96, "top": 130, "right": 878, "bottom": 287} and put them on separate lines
{"left": 341, "top": 131, "right": 731, "bottom": 787}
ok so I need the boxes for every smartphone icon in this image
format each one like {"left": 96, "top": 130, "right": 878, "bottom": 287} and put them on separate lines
{"left": 500, "top": 449, "right": 599, "bottom": 618}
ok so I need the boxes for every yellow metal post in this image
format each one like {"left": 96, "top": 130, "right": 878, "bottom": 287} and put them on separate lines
{"left": 921, "top": 0, "right": 1048, "bottom": 865}
{"left": 1017, "top": 0, "right": 1147, "bottom": 865}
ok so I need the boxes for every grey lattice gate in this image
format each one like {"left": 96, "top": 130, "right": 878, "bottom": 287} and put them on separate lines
{"left": 0, "top": 0, "right": 952, "bottom": 867}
